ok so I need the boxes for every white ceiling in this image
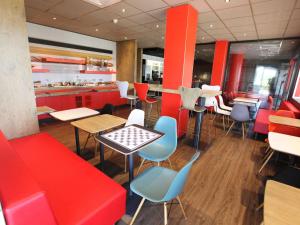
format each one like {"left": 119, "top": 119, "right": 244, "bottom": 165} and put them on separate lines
{"left": 25, "top": 0, "right": 300, "bottom": 48}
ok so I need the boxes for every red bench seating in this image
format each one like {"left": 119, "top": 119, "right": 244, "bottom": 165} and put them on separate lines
{"left": 253, "top": 109, "right": 276, "bottom": 135}
{"left": 279, "top": 100, "right": 300, "bottom": 118}
{"left": 0, "top": 131, "right": 126, "bottom": 225}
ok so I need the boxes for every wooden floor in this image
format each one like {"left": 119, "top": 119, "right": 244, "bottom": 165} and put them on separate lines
{"left": 39, "top": 106, "right": 272, "bottom": 225}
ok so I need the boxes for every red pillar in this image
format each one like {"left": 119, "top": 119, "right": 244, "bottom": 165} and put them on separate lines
{"left": 210, "top": 40, "right": 229, "bottom": 87}
{"left": 226, "top": 54, "right": 244, "bottom": 93}
{"left": 161, "top": 4, "right": 198, "bottom": 137}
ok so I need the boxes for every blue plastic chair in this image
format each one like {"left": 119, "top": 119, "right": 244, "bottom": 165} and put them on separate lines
{"left": 137, "top": 116, "right": 177, "bottom": 174}
{"left": 129, "top": 151, "right": 200, "bottom": 225}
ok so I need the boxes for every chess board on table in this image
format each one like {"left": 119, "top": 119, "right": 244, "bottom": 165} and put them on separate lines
{"left": 97, "top": 125, "right": 164, "bottom": 155}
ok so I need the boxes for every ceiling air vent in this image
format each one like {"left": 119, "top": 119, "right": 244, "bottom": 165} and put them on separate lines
{"left": 82, "top": 0, "right": 122, "bottom": 8}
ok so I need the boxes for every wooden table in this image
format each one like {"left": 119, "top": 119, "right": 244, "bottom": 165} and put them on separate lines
{"left": 269, "top": 115, "right": 300, "bottom": 128}
{"left": 264, "top": 180, "right": 300, "bottom": 225}
{"left": 50, "top": 107, "right": 99, "bottom": 122}
{"left": 71, "top": 114, "right": 127, "bottom": 156}
{"left": 36, "top": 106, "right": 55, "bottom": 115}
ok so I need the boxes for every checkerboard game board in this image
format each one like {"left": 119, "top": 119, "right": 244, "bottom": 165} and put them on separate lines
{"left": 101, "top": 125, "right": 162, "bottom": 152}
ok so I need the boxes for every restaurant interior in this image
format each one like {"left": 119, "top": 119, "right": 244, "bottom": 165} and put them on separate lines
{"left": 1, "top": 0, "right": 300, "bottom": 225}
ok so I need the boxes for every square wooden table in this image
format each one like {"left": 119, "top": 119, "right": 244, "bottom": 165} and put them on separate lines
{"left": 71, "top": 114, "right": 127, "bottom": 156}
{"left": 96, "top": 125, "right": 164, "bottom": 185}
{"left": 50, "top": 107, "right": 99, "bottom": 122}
{"left": 36, "top": 106, "right": 55, "bottom": 115}
{"left": 264, "top": 180, "right": 300, "bottom": 225}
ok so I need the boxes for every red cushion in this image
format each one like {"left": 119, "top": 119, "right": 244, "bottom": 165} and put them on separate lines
{"left": 253, "top": 109, "right": 276, "bottom": 134}
{"left": 146, "top": 97, "right": 158, "bottom": 103}
{"left": 10, "top": 133, "right": 126, "bottom": 225}
{"left": 279, "top": 101, "right": 300, "bottom": 118}
{"left": 0, "top": 131, "right": 57, "bottom": 225}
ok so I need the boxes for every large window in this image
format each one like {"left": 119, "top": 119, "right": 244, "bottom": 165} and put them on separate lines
{"left": 253, "top": 66, "right": 278, "bottom": 95}
{"left": 292, "top": 67, "right": 300, "bottom": 103}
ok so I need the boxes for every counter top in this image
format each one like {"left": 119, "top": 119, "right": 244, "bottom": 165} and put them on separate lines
{"left": 35, "top": 85, "right": 119, "bottom": 97}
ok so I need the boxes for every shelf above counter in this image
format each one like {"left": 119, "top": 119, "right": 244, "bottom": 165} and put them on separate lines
{"left": 32, "top": 68, "right": 50, "bottom": 73}
{"left": 79, "top": 70, "right": 116, "bottom": 74}
{"left": 42, "top": 57, "right": 86, "bottom": 65}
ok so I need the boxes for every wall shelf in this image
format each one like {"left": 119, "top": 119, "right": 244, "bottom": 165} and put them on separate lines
{"left": 79, "top": 70, "right": 116, "bottom": 74}
{"left": 32, "top": 68, "right": 49, "bottom": 73}
{"left": 42, "top": 57, "right": 86, "bottom": 65}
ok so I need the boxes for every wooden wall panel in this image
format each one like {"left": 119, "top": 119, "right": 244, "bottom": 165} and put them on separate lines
{"left": 0, "top": 0, "right": 39, "bottom": 139}
{"left": 116, "top": 40, "right": 137, "bottom": 82}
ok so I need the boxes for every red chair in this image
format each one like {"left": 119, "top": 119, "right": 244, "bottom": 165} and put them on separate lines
{"left": 134, "top": 82, "right": 159, "bottom": 124}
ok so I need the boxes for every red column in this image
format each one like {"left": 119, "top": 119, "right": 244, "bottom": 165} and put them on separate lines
{"left": 226, "top": 54, "right": 244, "bottom": 93}
{"left": 161, "top": 4, "right": 198, "bottom": 137}
{"left": 210, "top": 40, "right": 229, "bottom": 87}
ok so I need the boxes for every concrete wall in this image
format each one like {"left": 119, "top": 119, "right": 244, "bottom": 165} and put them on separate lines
{"left": 116, "top": 40, "right": 137, "bottom": 82}
{"left": 0, "top": 0, "right": 39, "bottom": 139}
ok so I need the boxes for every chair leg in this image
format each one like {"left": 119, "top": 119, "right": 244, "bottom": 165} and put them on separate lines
{"left": 242, "top": 122, "right": 245, "bottom": 140}
{"left": 136, "top": 158, "right": 145, "bottom": 175}
{"left": 226, "top": 121, "right": 235, "bottom": 136}
{"left": 82, "top": 133, "right": 91, "bottom": 151}
{"left": 130, "top": 99, "right": 133, "bottom": 110}
{"left": 222, "top": 115, "right": 225, "bottom": 131}
{"left": 148, "top": 103, "right": 153, "bottom": 125}
{"left": 177, "top": 196, "right": 187, "bottom": 220}
{"left": 258, "top": 150, "right": 275, "bottom": 174}
{"left": 130, "top": 198, "right": 146, "bottom": 225}
{"left": 265, "top": 145, "right": 270, "bottom": 154}
{"left": 168, "top": 158, "right": 173, "bottom": 169}
{"left": 164, "top": 202, "right": 168, "bottom": 225}
{"left": 157, "top": 101, "right": 160, "bottom": 118}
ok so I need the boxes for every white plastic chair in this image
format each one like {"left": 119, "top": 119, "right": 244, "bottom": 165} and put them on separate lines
{"left": 116, "top": 81, "right": 138, "bottom": 110}
{"left": 212, "top": 97, "right": 231, "bottom": 130}
{"left": 202, "top": 84, "right": 221, "bottom": 110}
{"left": 218, "top": 95, "right": 232, "bottom": 111}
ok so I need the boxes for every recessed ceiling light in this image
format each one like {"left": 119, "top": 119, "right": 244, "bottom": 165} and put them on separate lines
{"left": 201, "top": 36, "right": 205, "bottom": 40}
{"left": 225, "top": 0, "right": 230, "bottom": 3}
{"left": 83, "top": 0, "right": 122, "bottom": 8}
{"left": 156, "top": 24, "right": 160, "bottom": 28}
{"left": 113, "top": 18, "right": 118, "bottom": 24}
{"left": 124, "top": 36, "right": 128, "bottom": 40}
{"left": 162, "top": 36, "right": 164, "bottom": 40}
{"left": 209, "top": 24, "right": 213, "bottom": 28}
{"left": 122, "top": 8, "right": 126, "bottom": 13}
{"left": 243, "top": 33, "right": 247, "bottom": 36}
{"left": 95, "top": 28, "right": 99, "bottom": 31}
{"left": 52, "top": 17, "right": 57, "bottom": 20}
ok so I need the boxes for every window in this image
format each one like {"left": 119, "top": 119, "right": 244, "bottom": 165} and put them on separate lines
{"left": 253, "top": 66, "right": 278, "bottom": 95}
{"left": 292, "top": 67, "right": 300, "bottom": 103}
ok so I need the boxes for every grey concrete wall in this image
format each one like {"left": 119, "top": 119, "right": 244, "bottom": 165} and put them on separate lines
{"left": 0, "top": 0, "right": 39, "bottom": 139}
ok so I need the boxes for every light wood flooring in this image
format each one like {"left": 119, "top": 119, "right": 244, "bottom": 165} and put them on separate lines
{"left": 39, "top": 106, "right": 274, "bottom": 225}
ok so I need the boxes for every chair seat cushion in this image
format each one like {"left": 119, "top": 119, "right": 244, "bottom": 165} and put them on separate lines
{"left": 146, "top": 98, "right": 159, "bottom": 103}
{"left": 138, "top": 142, "right": 172, "bottom": 162}
{"left": 253, "top": 109, "right": 276, "bottom": 134}
{"left": 130, "top": 167, "right": 177, "bottom": 202}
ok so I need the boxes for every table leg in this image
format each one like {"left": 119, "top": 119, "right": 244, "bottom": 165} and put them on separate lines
{"left": 128, "top": 154, "right": 134, "bottom": 195}
{"left": 193, "top": 97, "right": 205, "bottom": 150}
{"left": 99, "top": 138, "right": 104, "bottom": 171}
{"left": 75, "top": 127, "right": 81, "bottom": 156}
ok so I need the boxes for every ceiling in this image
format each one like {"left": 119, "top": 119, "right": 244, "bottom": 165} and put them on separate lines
{"left": 25, "top": 0, "right": 300, "bottom": 48}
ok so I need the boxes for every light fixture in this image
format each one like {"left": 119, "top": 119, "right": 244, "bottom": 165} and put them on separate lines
{"left": 156, "top": 24, "right": 160, "bottom": 28}
{"left": 113, "top": 18, "right": 118, "bottom": 24}
{"left": 209, "top": 24, "right": 213, "bottom": 28}
{"left": 122, "top": 8, "right": 126, "bottom": 13}
{"left": 95, "top": 28, "right": 99, "bottom": 31}
{"left": 243, "top": 33, "right": 247, "bottom": 36}
{"left": 162, "top": 36, "right": 164, "bottom": 40}
{"left": 201, "top": 36, "right": 205, "bottom": 40}
{"left": 52, "top": 17, "right": 57, "bottom": 20}
{"left": 124, "top": 36, "right": 128, "bottom": 40}
{"left": 225, "top": 0, "right": 230, "bottom": 3}
{"left": 83, "top": 0, "right": 122, "bottom": 8}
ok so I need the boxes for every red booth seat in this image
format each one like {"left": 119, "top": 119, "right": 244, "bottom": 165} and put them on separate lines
{"left": 279, "top": 101, "right": 300, "bottom": 118}
{"left": 0, "top": 131, "right": 126, "bottom": 225}
{"left": 253, "top": 109, "right": 276, "bottom": 135}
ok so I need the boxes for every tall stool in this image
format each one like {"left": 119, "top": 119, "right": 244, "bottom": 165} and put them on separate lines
{"left": 116, "top": 81, "right": 138, "bottom": 110}
{"left": 179, "top": 86, "right": 206, "bottom": 150}
{"left": 134, "top": 82, "right": 159, "bottom": 126}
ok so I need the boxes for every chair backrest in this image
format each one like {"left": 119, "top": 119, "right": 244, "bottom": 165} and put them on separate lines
{"left": 125, "top": 109, "right": 145, "bottom": 127}
{"left": 218, "top": 95, "right": 226, "bottom": 107}
{"left": 202, "top": 84, "right": 221, "bottom": 91}
{"left": 162, "top": 151, "right": 200, "bottom": 201}
{"left": 116, "top": 81, "right": 129, "bottom": 98}
{"left": 178, "top": 86, "right": 201, "bottom": 111}
{"left": 154, "top": 116, "right": 177, "bottom": 154}
{"left": 101, "top": 104, "right": 114, "bottom": 115}
{"left": 230, "top": 104, "right": 250, "bottom": 122}
{"left": 134, "top": 82, "right": 149, "bottom": 101}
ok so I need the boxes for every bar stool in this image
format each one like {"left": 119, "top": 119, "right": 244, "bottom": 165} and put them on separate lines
{"left": 116, "top": 81, "right": 138, "bottom": 110}
{"left": 178, "top": 86, "right": 206, "bottom": 149}
{"left": 134, "top": 82, "right": 159, "bottom": 125}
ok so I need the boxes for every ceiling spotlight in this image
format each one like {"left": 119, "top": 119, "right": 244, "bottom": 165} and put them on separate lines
{"left": 156, "top": 24, "right": 160, "bottom": 28}
{"left": 52, "top": 17, "right": 57, "bottom": 20}
{"left": 162, "top": 36, "right": 164, "bottom": 40}
{"left": 95, "top": 28, "right": 99, "bottom": 31}
{"left": 122, "top": 8, "right": 126, "bottom": 13}
{"left": 243, "top": 33, "right": 247, "bottom": 36}
{"left": 209, "top": 24, "right": 213, "bottom": 28}
{"left": 124, "top": 36, "right": 128, "bottom": 40}
{"left": 225, "top": 0, "right": 230, "bottom": 3}
{"left": 113, "top": 18, "right": 118, "bottom": 24}
{"left": 201, "top": 36, "right": 205, "bottom": 40}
